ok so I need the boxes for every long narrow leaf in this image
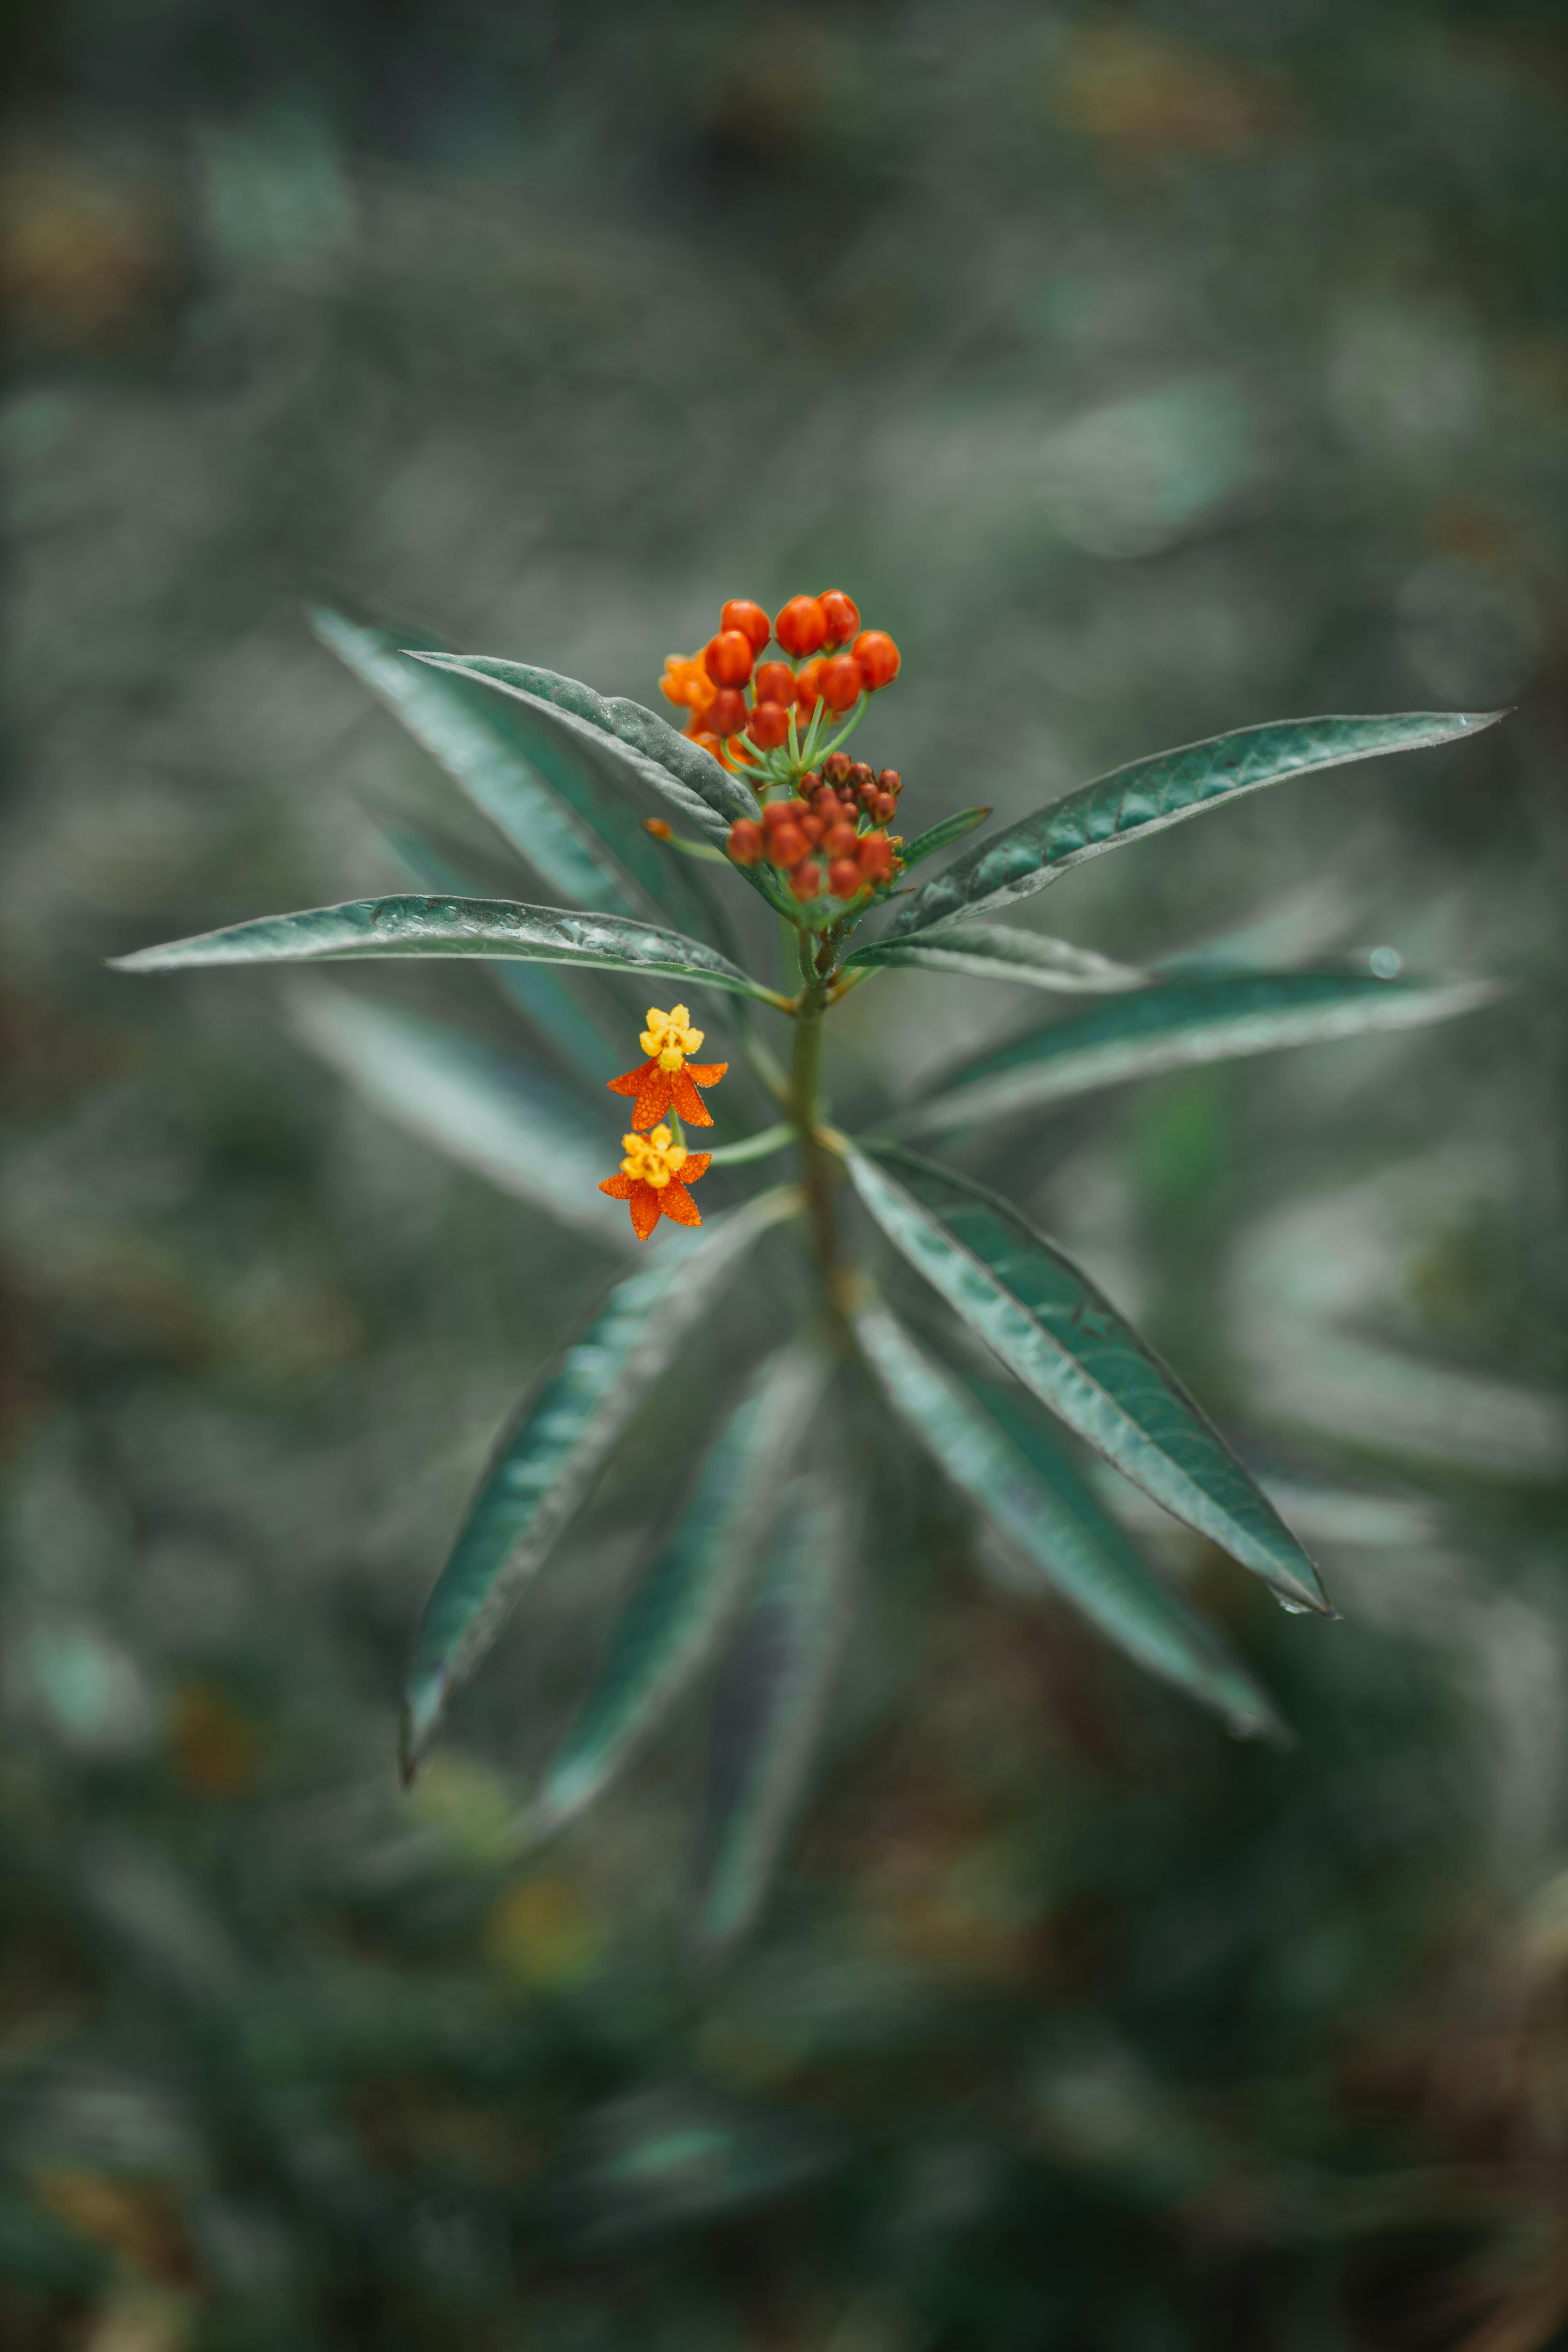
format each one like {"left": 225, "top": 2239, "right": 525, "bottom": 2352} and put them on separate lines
{"left": 844, "top": 922, "right": 1147, "bottom": 995}
{"left": 528, "top": 1346, "right": 830, "bottom": 1836}
{"left": 380, "top": 826, "right": 621, "bottom": 1082}
{"left": 843, "top": 1147, "right": 1329, "bottom": 1612}
{"left": 898, "top": 806, "right": 993, "bottom": 870}
{"left": 284, "top": 985, "right": 623, "bottom": 1237}
{"left": 695, "top": 1473, "right": 854, "bottom": 1960}
{"left": 855, "top": 1304, "right": 1284, "bottom": 1738}
{"left": 401, "top": 1186, "right": 799, "bottom": 1773}
{"left": 879, "top": 710, "right": 1505, "bottom": 943}
{"left": 893, "top": 968, "right": 1500, "bottom": 1137}
{"left": 314, "top": 608, "right": 631, "bottom": 913}
{"left": 111, "top": 895, "right": 789, "bottom": 1009}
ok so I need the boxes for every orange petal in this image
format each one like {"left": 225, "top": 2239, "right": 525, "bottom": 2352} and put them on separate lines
{"left": 628, "top": 1181, "right": 662, "bottom": 1241}
{"left": 683, "top": 1062, "right": 729, "bottom": 1086}
{"left": 632, "top": 1073, "right": 672, "bottom": 1130}
{"left": 678, "top": 1153, "right": 711, "bottom": 1184}
{"left": 608, "top": 1062, "right": 653, "bottom": 1097}
{"left": 599, "top": 1174, "right": 634, "bottom": 1198}
{"left": 660, "top": 1181, "right": 702, "bottom": 1227}
{"left": 671, "top": 1072, "right": 713, "bottom": 1126}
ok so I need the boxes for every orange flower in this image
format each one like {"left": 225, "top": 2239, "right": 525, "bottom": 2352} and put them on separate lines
{"left": 608, "top": 1003, "right": 728, "bottom": 1128}
{"left": 659, "top": 653, "right": 718, "bottom": 724}
{"left": 599, "top": 1125, "right": 711, "bottom": 1241}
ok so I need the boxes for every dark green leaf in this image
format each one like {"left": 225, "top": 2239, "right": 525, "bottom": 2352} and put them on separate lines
{"left": 843, "top": 920, "right": 1147, "bottom": 994}
{"left": 842, "top": 1147, "right": 1330, "bottom": 1613}
{"left": 284, "top": 984, "right": 624, "bottom": 1236}
{"left": 406, "top": 652, "right": 792, "bottom": 917}
{"left": 694, "top": 1471, "right": 853, "bottom": 1960}
{"left": 855, "top": 1304, "right": 1284, "bottom": 1739}
{"left": 111, "top": 894, "right": 788, "bottom": 1009}
{"left": 898, "top": 805, "right": 993, "bottom": 870}
{"left": 380, "top": 826, "right": 622, "bottom": 1082}
{"left": 894, "top": 968, "right": 1501, "bottom": 1138}
{"left": 879, "top": 710, "right": 1506, "bottom": 943}
{"left": 401, "top": 1187, "right": 799, "bottom": 1772}
{"left": 528, "top": 1345, "right": 830, "bottom": 1836}
{"left": 314, "top": 608, "right": 631, "bottom": 913}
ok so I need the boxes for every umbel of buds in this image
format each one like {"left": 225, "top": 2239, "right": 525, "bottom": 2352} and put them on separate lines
{"left": 658, "top": 595, "right": 906, "bottom": 921}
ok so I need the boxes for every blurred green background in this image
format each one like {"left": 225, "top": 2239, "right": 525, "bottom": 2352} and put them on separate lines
{"left": 4, "top": 2, "right": 1568, "bottom": 2345}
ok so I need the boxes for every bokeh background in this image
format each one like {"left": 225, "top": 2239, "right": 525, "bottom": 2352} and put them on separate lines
{"left": 5, "top": 2, "right": 1568, "bottom": 2345}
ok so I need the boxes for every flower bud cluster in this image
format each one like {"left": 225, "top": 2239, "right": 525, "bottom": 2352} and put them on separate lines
{"left": 659, "top": 592, "right": 900, "bottom": 766}
{"left": 727, "top": 755, "right": 904, "bottom": 905}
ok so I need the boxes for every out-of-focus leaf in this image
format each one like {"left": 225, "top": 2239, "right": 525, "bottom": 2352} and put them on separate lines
{"left": 284, "top": 983, "right": 622, "bottom": 1236}
{"left": 894, "top": 968, "right": 1501, "bottom": 1138}
{"left": 844, "top": 921, "right": 1147, "bottom": 994}
{"left": 1153, "top": 875, "right": 1359, "bottom": 976}
{"left": 842, "top": 1147, "right": 1329, "bottom": 1612}
{"left": 401, "top": 1187, "right": 799, "bottom": 1773}
{"left": 562, "top": 2084, "right": 840, "bottom": 2247}
{"left": 854, "top": 1304, "right": 1284, "bottom": 1738}
{"left": 314, "top": 607, "right": 631, "bottom": 913}
{"left": 878, "top": 710, "right": 1505, "bottom": 943}
{"left": 112, "top": 894, "right": 788, "bottom": 1008}
{"left": 898, "top": 805, "right": 993, "bottom": 869}
{"left": 530, "top": 1345, "right": 829, "bottom": 1836}
{"left": 407, "top": 654, "right": 792, "bottom": 919}
{"left": 380, "top": 826, "right": 622, "bottom": 1082}
{"left": 694, "top": 1471, "right": 854, "bottom": 1960}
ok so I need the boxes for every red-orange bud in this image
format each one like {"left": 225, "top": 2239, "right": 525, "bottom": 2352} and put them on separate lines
{"left": 789, "top": 860, "right": 822, "bottom": 901}
{"left": 818, "top": 590, "right": 860, "bottom": 648}
{"left": 853, "top": 630, "right": 900, "bottom": 690}
{"left": 770, "top": 822, "right": 808, "bottom": 867}
{"left": 819, "top": 654, "right": 862, "bottom": 711}
{"left": 858, "top": 832, "right": 894, "bottom": 879}
{"left": 794, "top": 657, "right": 824, "bottom": 711}
{"left": 828, "top": 858, "right": 863, "bottom": 900}
{"left": 878, "top": 768, "right": 902, "bottom": 796}
{"left": 747, "top": 701, "right": 792, "bottom": 750}
{"left": 848, "top": 762, "right": 875, "bottom": 795}
{"left": 798, "top": 812, "right": 824, "bottom": 845}
{"left": 721, "top": 599, "right": 771, "bottom": 652}
{"left": 753, "top": 661, "right": 796, "bottom": 706}
{"left": 704, "top": 629, "right": 755, "bottom": 688}
{"left": 707, "top": 687, "right": 748, "bottom": 737}
{"left": 775, "top": 596, "right": 828, "bottom": 658}
{"left": 644, "top": 818, "right": 674, "bottom": 839}
{"left": 821, "top": 753, "right": 853, "bottom": 785}
{"left": 727, "top": 818, "right": 764, "bottom": 864}
{"left": 823, "top": 820, "right": 859, "bottom": 858}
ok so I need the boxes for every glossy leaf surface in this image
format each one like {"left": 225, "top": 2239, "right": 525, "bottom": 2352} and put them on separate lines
{"left": 408, "top": 653, "right": 791, "bottom": 916}
{"left": 112, "top": 895, "right": 785, "bottom": 1008}
{"left": 898, "top": 806, "right": 993, "bottom": 870}
{"left": 401, "top": 1189, "right": 797, "bottom": 1773}
{"left": 880, "top": 710, "right": 1505, "bottom": 943}
{"left": 695, "top": 1472, "right": 853, "bottom": 1960}
{"left": 895, "top": 968, "right": 1500, "bottom": 1137}
{"left": 845, "top": 920, "right": 1147, "bottom": 994}
{"left": 531, "top": 1346, "right": 829, "bottom": 1836}
{"left": 855, "top": 1305, "right": 1283, "bottom": 1738}
{"left": 380, "top": 826, "right": 621, "bottom": 1082}
{"left": 285, "top": 984, "right": 622, "bottom": 1236}
{"left": 844, "top": 1148, "right": 1329, "bottom": 1611}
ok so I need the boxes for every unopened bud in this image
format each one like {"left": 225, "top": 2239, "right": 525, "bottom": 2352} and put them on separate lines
{"left": 644, "top": 818, "right": 674, "bottom": 840}
{"left": 727, "top": 818, "right": 765, "bottom": 865}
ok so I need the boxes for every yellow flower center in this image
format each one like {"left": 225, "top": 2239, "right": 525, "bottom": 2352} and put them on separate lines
{"left": 620, "top": 1125, "right": 688, "bottom": 1190}
{"left": 639, "top": 1003, "right": 704, "bottom": 1074}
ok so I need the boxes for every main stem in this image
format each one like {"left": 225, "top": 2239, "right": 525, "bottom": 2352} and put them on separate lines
{"left": 790, "top": 978, "right": 853, "bottom": 1328}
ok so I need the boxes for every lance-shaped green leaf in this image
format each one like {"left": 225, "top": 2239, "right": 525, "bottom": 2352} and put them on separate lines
{"left": 111, "top": 895, "right": 789, "bottom": 1009}
{"left": 401, "top": 1187, "right": 799, "bottom": 1774}
{"left": 528, "top": 1346, "right": 830, "bottom": 1837}
{"left": 694, "top": 1472, "right": 854, "bottom": 1960}
{"left": 892, "top": 968, "right": 1501, "bottom": 1138}
{"left": 898, "top": 806, "right": 993, "bottom": 871}
{"left": 380, "top": 826, "right": 622, "bottom": 1082}
{"left": 406, "top": 654, "right": 793, "bottom": 919}
{"left": 284, "top": 984, "right": 623, "bottom": 1237}
{"left": 854, "top": 1304, "right": 1285, "bottom": 1739}
{"left": 844, "top": 921, "right": 1147, "bottom": 995}
{"left": 842, "top": 1148, "right": 1329, "bottom": 1612}
{"left": 879, "top": 710, "right": 1506, "bottom": 944}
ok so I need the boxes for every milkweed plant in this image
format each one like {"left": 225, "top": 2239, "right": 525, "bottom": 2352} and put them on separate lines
{"left": 114, "top": 593, "right": 1504, "bottom": 1958}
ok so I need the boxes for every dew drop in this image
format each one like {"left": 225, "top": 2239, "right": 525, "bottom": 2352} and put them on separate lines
{"left": 1275, "top": 1596, "right": 1311, "bottom": 1616}
{"left": 1369, "top": 945, "right": 1402, "bottom": 978}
